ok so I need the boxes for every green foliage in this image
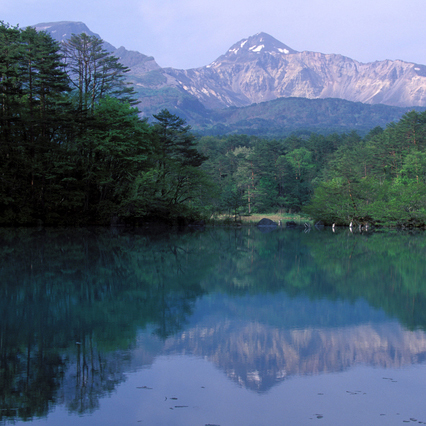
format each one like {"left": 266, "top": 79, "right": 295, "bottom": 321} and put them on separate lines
{"left": 220, "top": 180, "right": 247, "bottom": 220}
{"left": 131, "top": 110, "right": 212, "bottom": 222}
{"left": 0, "top": 23, "right": 72, "bottom": 224}
{"left": 306, "top": 110, "right": 426, "bottom": 227}
{"left": 61, "top": 32, "right": 136, "bottom": 111}
{"left": 199, "top": 132, "right": 344, "bottom": 215}
{"left": 73, "top": 96, "right": 151, "bottom": 222}
{"left": 0, "top": 24, "right": 211, "bottom": 225}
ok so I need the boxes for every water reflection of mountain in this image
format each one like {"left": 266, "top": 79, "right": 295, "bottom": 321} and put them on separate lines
{"left": 163, "top": 320, "right": 426, "bottom": 392}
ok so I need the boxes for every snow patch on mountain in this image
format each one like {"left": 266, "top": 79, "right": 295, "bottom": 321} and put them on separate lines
{"left": 278, "top": 48, "right": 290, "bottom": 54}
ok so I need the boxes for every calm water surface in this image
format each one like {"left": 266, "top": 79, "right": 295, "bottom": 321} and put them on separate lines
{"left": 1, "top": 226, "right": 426, "bottom": 425}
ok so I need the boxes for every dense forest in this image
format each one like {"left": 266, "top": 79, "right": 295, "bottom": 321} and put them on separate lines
{"left": 1, "top": 22, "right": 426, "bottom": 227}
{"left": 199, "top": 111, "right": 426, "bottom": 227}
{"left": 0, "top": 23, "right": 210, "bottom": 225}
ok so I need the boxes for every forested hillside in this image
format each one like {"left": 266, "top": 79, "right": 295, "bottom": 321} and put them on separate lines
{"left": 194, "top": 97, "right": 426, "bottom": 138}
{"left": 1, "top": 22, "right": 426, "bottom": 227}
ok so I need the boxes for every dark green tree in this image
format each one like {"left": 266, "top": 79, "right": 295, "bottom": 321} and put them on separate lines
{"left": 130, "top": 110, "right": 211, "bottom": 222}
{"left": 0, "top": 22, "right": 22, "bottom": 145}
{"left": 61, "top": 33, "right": 136, "bottom": 113}
{"left": 75, "top": 97, "right": 151, "bottom": 222}
{"left": 0, "top": 24, "right": 72, "bottom": 224}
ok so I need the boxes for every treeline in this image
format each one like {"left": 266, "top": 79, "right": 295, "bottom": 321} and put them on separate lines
{"left": 0, "top": 23, "right": 210, "bottom": 225}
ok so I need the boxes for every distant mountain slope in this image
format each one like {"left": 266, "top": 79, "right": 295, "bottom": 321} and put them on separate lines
{"left": 34, "top": 22, "right": 426, "bottom": 110}
{"left": 33, "top": 21, "right": 162, "bottom": 74}
{"left": 33, "top": 21, "right": 204, "bottom": 120}
{"left": 33, "top": 21, "right": 117, "bottom": 52}
{"left": 166, "top": 32, "right": 426, "bottom": 109}
{"left": 192, "top": 97, "right": 426, "bottom": 137}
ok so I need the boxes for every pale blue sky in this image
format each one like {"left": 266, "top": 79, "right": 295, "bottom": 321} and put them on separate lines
{"left": 2, "top": 0, "right": 425, "bottom": 69}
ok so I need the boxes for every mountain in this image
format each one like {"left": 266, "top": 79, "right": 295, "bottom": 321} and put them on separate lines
{"left": 165, "top": 32, "right": 299, "bottom": 109}
{"left": 32, "top": 21, "right": 166, "bottom": 84}
{"left": 166, "top": 32, "right": 426, "bottom": 109}
{"left": 165, "top": 321, "right": 426, "bottom": 392}
{"left": 33, "top": 21, "right": 117, "bottom": 52}
{"left": 33, "top": 22, "right": 426, "bottom": 134}
{"left": 32, "top": 21, "right": 206, "bottom": 121}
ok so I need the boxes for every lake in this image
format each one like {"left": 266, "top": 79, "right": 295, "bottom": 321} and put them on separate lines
{"left": 1, "top": 226, "right": 426, "bottom": 426}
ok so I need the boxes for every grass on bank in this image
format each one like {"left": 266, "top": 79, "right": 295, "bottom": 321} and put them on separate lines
{"left": 208, "top": 213, "right": 313, "bottom": 226}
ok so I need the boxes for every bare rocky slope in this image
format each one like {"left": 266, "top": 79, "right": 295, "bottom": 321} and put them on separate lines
{"left": 165, "top": 32, "right": 426, "bottom": 109}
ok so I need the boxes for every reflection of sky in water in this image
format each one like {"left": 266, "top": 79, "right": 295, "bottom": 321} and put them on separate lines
{"left": 189, "top": 293, "right": 391, "bottom": 330}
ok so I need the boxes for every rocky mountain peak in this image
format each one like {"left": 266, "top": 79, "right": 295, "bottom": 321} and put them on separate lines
{"left": 34, "top": 21, "right": 97, "bottom": 41}
{"left": 211, "top": 32, "right": 298, "bottom": 66}
{"left": 33, "top": 21, "right": 161, "bottom": 74}
{"left": 32, "top": 21, "right": 116, "bottom": 52}
{"left": 243, "top": 32, "right": 297, "bottom": 54}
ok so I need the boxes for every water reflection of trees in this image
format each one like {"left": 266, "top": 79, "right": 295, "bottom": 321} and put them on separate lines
{"left": 199, "top": 228, "right": 426, "bottom": 331}
{"left": 0, "top": 227, "right": 212, "bottom": 421}
{"left": 2, "top": 227, "right": 426, "bottom": 419}
{"left": 304, "top": 230, "right": 426, "bottom": 330}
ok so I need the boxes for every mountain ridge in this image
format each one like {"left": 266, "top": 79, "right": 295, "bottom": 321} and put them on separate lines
{"left": 166, "top": 31, "right": 426, "bottom": 109}
{"left": 33, "top": 21, "right": 426, "bottom": 109}
{"left": 31, "top": 21, "right": 426, "bottom": 134}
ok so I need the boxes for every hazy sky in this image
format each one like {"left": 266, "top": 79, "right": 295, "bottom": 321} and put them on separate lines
{"left": 2, "top": 0, "right": 426, "bottom": 69}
